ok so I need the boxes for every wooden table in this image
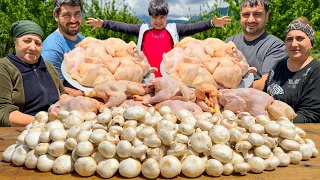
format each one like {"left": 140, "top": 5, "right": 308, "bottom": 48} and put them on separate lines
{"left": 1, "top": 124, "right": 319, "bottom": 180}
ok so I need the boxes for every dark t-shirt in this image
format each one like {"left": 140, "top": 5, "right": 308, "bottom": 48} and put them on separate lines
{"left": 142, "top": 29, "right": 174, "bottom": 77}
{"left": 225, "top": 32, "right": 287, "bottom": 80}
{"left": 264, "top": 58, "right": 320, "bottom": 123}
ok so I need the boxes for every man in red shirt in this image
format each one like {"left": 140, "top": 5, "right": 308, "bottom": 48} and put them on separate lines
{"left": 86, "top": 0, "right": 231, "bottom": 77}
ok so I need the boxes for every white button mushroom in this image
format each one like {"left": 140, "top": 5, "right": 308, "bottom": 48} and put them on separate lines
{"left": 123, "top": 106, "right": 147, "bottom": 121}
{"left": 39, "top": 131, "right": 51, "bottom": 143}
{"left": 279, "top": 126, "right": 296, "bottom": 139}
{"left": 119, "top": 158, "right": 142, "bottom": 178}
{"left": 98, "top": 141, "right": 117, "bottom": 158}
{"left": 117, "top": 140, "right": 132, "bottom": 158}
{"left": 141, "top": 158, "right": 160, "bottom": 179}
{"left": 159, "top": 155, "right": 181, "bottom": 178}
{"left": 209, "top": 125, "right": 230, "bottom": 144}
{"left": 287, "top": 151, "right": 302, "bottom": 164}
{"left": 11, "top": 145, "right": 30, "bottom": 166}
{"left": 25, "top": 150, "right": 39, "bottom": 169}
{"left": 34, "top": 143, "right": 49, "bottom": 155}
{"left": 247, "top": 156, "right": 266, "bottom": 173}
{"left": 53, "top": 155, "right": 74, "bottom": 174}
{"left": 223, "top": 163, "right": 234, "bottom": 175}
{"left": 74, "top": 157, "right": 97, "bottom": 177}
{"left": 2, "top": 144, "right": 18, "bottom": 162}
{"left": 248, "top": 133, "right": 264, "bottom": 146}
{"left": 280, "top": 139, "right": 300, "bottom": 151}
{"left": 89, "top": 129, "right": 107, "bottom": 144}
{"left": 97, "top": 112, "right": 112, "bottom": 124}
{"left": 37, "top": 154, "right": 56, "bottom": 172}
{"left": 96, "top": 159, "right": 119, "bottom": 178}
{"left": 205, "top": 159, "right": 224, "bottom": 177}
{"left": 181, "top": 155, "right": 205, "bottom": 178}
{"left": 50, "top": 128, "right": 67, "bottom": 141}
{"left": 24, "top": 131, "right": 41, "bottom": 150}
{"left": 65, "top": 138, "right": 78, "bottom": 151}
{"left": 255, "top": 115, "right": 271, "bottom": 126}
{"left": 274, "top": 152, "right": 291, "bottom": 167}
{"left": 122, "top": 127, "right": 137, "bottom": 141}
{"left": 234, "top": 162, "right": 250, "bottom": 175}
{"left": 210, "top": 144, "right": 233, "bottom": 164}
{"left": 76, "top": 141, "right": 94, "bottom": 157}
{"left": 265, "top": 155, "right": 280, "bottom": 170}
{"left": 241, "top": 115, "right": 255, "bottom": 129}
{"left": 254, "top": 145, "right": 272, "bottom": 159}
{"left": 190, "top": 131, "right": 212, "bottom": 153}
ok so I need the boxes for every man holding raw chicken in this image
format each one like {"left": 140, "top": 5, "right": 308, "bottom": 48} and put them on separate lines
{"left": 86, "top": 0, "right": 231, "bottom": 77}
{"left": 225, "top": 0, "right": 287, "bottom": 90}
{"left": 41, "top": 0, "right": 85, "bottom": 96}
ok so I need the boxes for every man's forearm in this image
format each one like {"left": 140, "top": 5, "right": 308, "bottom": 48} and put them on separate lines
{"left": 65, "top": 87, "right": 83, "bottom": 97}
{"left": 253, "top": 74, "right": 268, "bottom": 91}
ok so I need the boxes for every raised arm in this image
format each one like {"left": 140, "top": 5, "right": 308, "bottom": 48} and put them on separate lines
{"left": 176, "top": 16, "right": 231, "bottom": 37}
{"left": 86, "top": 17, "right": 141, "bottom": 36}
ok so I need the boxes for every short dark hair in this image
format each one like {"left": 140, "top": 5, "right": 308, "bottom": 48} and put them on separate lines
{"left": 148, "top": 0, "right": 169, "bottom": 16}
{"left": 240, "top": 0, "right": 269, "bottom": 12}
{"left": 54, "top": 0, "right": 83, "bottom": 14}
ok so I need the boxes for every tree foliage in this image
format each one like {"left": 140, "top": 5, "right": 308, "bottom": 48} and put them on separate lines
{"left": 187, "top": 0, "right": 319, "bottom": 56}
{"left": 0, "top": 0, "right": 141, "bottom": 57}
{"left": 81, "top": 0, "right": 141, "bottom": 42}
{"left": 0, "top": 0, "right": 319, "bottom": 58}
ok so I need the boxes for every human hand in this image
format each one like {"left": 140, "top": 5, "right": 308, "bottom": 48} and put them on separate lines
{"left": 65, "top": 87, "right": 84, "bottom": 97}
{"left": 86, "top": 17, "right": 103, "bottom": 31}
{"left": 212, "top": 16, "right": 231, "bottom": 29}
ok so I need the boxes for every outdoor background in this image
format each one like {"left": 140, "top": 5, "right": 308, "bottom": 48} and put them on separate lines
{"left": 0, "top": 0, "right": 319, "bottom": 58}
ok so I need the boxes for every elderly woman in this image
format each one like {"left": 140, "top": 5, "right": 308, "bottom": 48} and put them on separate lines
{"left": 264, "top": 17, "right": 320, "bottom": 123}
{"left": 0, "top": 20, "right": 68, "bottom": 127}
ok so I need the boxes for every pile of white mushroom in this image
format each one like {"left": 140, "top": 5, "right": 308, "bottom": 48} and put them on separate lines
{"left": 2, "top": 106, "right": 319, "bottom": 178}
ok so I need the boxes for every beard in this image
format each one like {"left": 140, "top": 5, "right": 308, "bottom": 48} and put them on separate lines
{"left": 58, "top": 21, "right": 81, "bottom": 36}
{"left": 242, "top": 23, "right": 264, "bottom": 36}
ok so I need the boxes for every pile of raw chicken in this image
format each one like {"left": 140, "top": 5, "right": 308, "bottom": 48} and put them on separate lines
{"left": 47, "top": 77, "right": 296, "bottom": 121}
{"left": 163, "top": 37, "right": 257, "bottom": 89}
{"left": 64, "top": 37, "right": 156, "bottom": 87}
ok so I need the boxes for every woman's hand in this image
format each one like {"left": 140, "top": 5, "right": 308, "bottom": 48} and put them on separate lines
{"left": 86, "top": 17, "right": 104, "bottom": 31}
{"left": 212, "top": 16, "right": 231, "bottom": 29}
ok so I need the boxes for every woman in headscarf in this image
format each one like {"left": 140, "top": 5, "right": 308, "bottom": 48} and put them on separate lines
{"left": 0, "top": 20, "right": 69, "bottom": 126}
{"left": 264, "top": 17, "right": 320, "bottom": 123}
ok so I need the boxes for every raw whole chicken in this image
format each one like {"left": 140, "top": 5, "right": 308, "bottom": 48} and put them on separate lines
{"left": 218, "top": 88, "right": 274, "bottom": 117}
{"left": 142, "top": 77, "right": 196, "bottom": 105}
{"left": 48, "top": 96, "right": 102, "bottom": 120}
{"left": 267, "top": 100, "right": 297, "bottom": 121}
{"left": 84, "top": 80, "right": 146, "bottom": 108}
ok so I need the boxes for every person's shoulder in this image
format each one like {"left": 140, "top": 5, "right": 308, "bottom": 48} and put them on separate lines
{"left": 265, "top": 33, "right": 284, "bottom": 43}
{"left": 43, "top": 31, "right": 63, "bottom": 42}
{"left": 42, "top": 31, "right": 65, "bottom": 49}
{"left": 0, "top": 57, "right": 11, "bottom": 67}
{"left": 0, "top": 57, "right": 17, "bottom": 74}
{"left": 311, "top": 59, "right": 320, "bottom": 69}
{"left": 77, "top": 33, "right": 85, "bottom": 40}
{"left": 44, "top": 60, "right": 54, "bottom": 67}
{"left": 225, "top": 33, "right": 243, "bottom": 42}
